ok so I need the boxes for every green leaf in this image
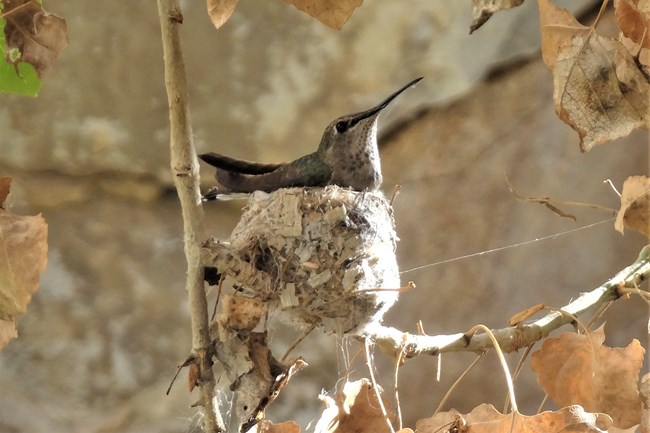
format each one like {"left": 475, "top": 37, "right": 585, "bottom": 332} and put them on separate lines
{"left": 0, "top": 13, "right": 42, "bottom": 96}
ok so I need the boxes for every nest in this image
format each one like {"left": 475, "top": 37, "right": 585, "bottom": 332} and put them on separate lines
{"left": 203, "top": 186, "right": 400, "bottom": 335}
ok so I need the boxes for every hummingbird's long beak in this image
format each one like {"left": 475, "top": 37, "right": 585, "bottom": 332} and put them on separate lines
{"left": 351, "top": 76, "right": 423, "bottom": 123}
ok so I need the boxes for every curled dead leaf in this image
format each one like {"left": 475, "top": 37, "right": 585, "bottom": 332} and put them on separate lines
{"left": 640, "top": 372, "right": 650, "bottom": 433}
{"left": 615, "top": 175, "right": 650, "bottom": 238}
{"left": 615, "top": 0, "right": 650, "bottom": 75}
{"left": 268, "top": 358, "right": 307, "bottom": 406}
{"left": 220, "top": 293, "right": 265, "bottom": 331}
{"left": 508, "top": 303, "right": 545, "bottom": 326}
{"left": 0, "top": 214, "right": 47, "bottom": 307}
{"left": 416, "top": 403, "right": 612, "bottom": 433}
{"left": 188, "top": 362, "right": 199, "bottom": 392}
{"left": 2, "top": 0, "right": 68, "bottom": 76}
{"left": 615, "top": 0, "right": 650, "bottom": 50}
{"left": 470, "top": 0, "right": 525, "bottom": 33}
{"left": 0, "top": 320, "right": 17, "bottom": 350}
{"left": 609, "top": 425, "right": 641, "bottom": 433}
{"left": 0, "top": 178, "right": 48, "bottom": 349}
{"left": 314, "top": 379, "right": 393, "bottom": 433}
{"left": 539, "top": 0, "right": 650, "bottom": 151}
{"left": 206, "top": 0, "right": 240, "bottom": 29}
{"left": 249, "top": 331, "right": 273, "bottom": 382}
{"left": 531, "top": 325, "right": 644, "bottom": 428}
{"left": 0, "top": 177, "right": 11, "bottom": 208}
{"left": 239, "top": 347, "right": 306, "bottom": 433}
{"left": 257, "top": 419, "right": 301, "bottom": 433}
{"left": 284, "top": 0, "right": 364, "bottom": 30}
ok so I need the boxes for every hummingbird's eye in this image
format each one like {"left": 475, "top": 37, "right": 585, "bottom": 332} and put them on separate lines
{"left": 335, "top": 121, "right": 348, "bottom": 133}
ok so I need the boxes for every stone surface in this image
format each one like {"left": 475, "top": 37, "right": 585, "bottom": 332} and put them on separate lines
{"left": 0, "top": 1, "right": 583, "bottom": 187}
{"left": 4, "top": 1, "right": 647, "bottom": 433}
{"left": 379, "top": 57, "right": 648, "bottom": 423}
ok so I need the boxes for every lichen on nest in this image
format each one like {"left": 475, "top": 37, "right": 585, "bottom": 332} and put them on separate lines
{"left": 203, "top": 185, "right": 401, "bottom": 335}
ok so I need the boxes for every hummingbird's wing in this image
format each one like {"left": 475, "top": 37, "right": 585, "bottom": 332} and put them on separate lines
{"left": 214, "top": 152, "right": 332, "bottom": 193}
{"left": 199, "top": 152, "right": 283, "bottom": 175}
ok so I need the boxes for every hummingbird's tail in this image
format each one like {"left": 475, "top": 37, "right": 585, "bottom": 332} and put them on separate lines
{"left": 199, "top": 152, "right": 282, "bottom": 175}
{"left": 204, "top": 152, "right": 332, "bottom": 193}
{"left": 214, "top": 170, "right": 266, "bottom": 193}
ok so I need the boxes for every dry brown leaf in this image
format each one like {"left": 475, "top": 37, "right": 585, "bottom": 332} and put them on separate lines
{"left": 0, "top": 177, "right": 11, "bottom": 209}
{"left": 284, "top": 0, "right": 363, "bottom": 30}
{"left": 268, "top": 358, "right": 307, "bottom": 402}
{"left": 2, "top": 0, "right": 68, "bottom": 76}
{"left": 0, "top": 189, "right": 48, "bottom": 349}
{"left": 470, "top": 0, "right": 525, "bottom": 33}
{"left": 531, "top": 325, "right": 644, "bottom": 428}
{"left": 616, "top": 0, "right": 650, "bottom": 49}
{"left": 640, "top": 372, "right": 650, "bottom": 433}
{"left": 238, "top": 343, "right": 306, "bottom": 432}
{"left": 615, "top": 175, "right": 650, "bottom": 237}
{"left": 609, "top": 426, "right": 640, "bottom": 433}
{"left": 0, "top": 319, "right": 18, "bottom": 350}
{"left": 207, "top": 0, "right": 240, "bottom": 29}
{"left": 220, "top": 293, "right": 265, "bottom": 331}
{"left": 249, "top": 331, "right": 273, "bottom": 382}
{"left": 188, "top": 361, "right": 199, "bottom": 392}
{"left": 0, "top": 213, "right": 48, "bottom": 315}
{"left": 614, "top": 0, "right": 650, "bottom": 76}
{"left": 615, "top": 0, "right": 650, "bottom": 74}
{"left": 508, "top": 303, "right": 545, "bottom": 326}
{"left": 416, "top": 403, "right": 612, "bottom": 433}
{"left": 314, "top": 379, "right": 393, "bottom": 433}
{"left": 539, "top": 0, "right": 650, "bottom": 152}
{"left": 257, "top": 420, "right": 301, "bottom": 433}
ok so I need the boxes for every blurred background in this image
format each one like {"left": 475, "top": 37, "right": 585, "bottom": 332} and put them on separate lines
{"left": 0, "top": 1, "right": 648, "bottom": 432}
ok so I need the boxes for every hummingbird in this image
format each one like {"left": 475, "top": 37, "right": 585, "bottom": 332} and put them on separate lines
{"left": 199, "top": 77, "right": 423, "bottom": 194}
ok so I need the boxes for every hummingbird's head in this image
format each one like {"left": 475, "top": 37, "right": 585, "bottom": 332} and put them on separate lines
{"left": 317, "top": 111, "right": 379, "bottom": 156}
{"left": 317, "top": 77, "right": 423, "bottom": 155}
{"left": 317, "top": 77, "right": 423, "bottom": 190}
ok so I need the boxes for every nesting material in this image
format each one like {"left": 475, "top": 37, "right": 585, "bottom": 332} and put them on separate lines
{"left": 204, "top": 186, "right": 400, "bottom": 335}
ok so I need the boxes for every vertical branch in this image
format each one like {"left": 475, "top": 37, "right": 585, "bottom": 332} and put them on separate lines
{"left": 156, "top": 1, "right": 222, "bottom": 432}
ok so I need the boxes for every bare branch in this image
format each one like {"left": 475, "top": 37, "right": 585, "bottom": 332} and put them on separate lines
{"left": 365, "top": 246, "right": 650, "bottom": 359}
{"left": 155, "top": 2, "right": 222, "bottom": 431}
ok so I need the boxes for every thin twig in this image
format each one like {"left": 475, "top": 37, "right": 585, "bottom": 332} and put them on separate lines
{"left": 506, "top": 174, "right": 617, "bottom": 219}
{"left": 537, "top": 394, "right": 549, "bottom": 414}
{"left": 503, "top": 343, "right": 534, "bottom": 413}
{"left": 586, "top": 302, "right": 612, "bottom": 328}
{"left": 166, "top": 355, "right": 195, "bottom": 395}
{"left": 156, "top": 2, "right": 222, "bottom": 431}
{"left": 393, "top": 346, "right": 405, "bottom": 431}
{"left": 603, "top": 179, "right": 621, "bottom": 197}
{"left": 211, "top": 275, "right": 225, "bottom": 322}
{"left": 590, "top": 0, "right": 609, "bottom": 30}
{"left": 353, "top": 281, "right": 416, "bottom": 294}
{"left": 469, "top": 325, "right": 518, "bottom": 413}
{"left": 390, "top": 184, "right": 401, "bottom": 206}
{"left": 364, "top": 338, "right": 395, "bottom": 433}
{"left": 281, "top": 322, "right": 318, "bottom": 361}
{"left": 435, "top": 352, "right": 485, "bottom": 414}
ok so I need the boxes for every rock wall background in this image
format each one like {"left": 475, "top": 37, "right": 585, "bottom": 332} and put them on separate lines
{"left": 1, "top": 1, "right": 647, "bottom": 432}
